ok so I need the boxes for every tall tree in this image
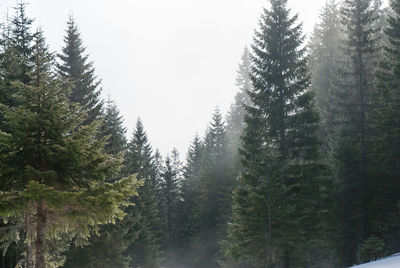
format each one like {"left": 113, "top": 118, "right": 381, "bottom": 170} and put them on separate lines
{"left": 57, "top": 16, "right": 103, "bottom": 125}
{"left": 63, "top": 97, "right": 130, "bottom": 268}
{"left": 0, "top": 30, "right": 140, "bottom": 268}
{"left": 368, "top": 0, "right": 400, "bottom": 258}
{"left": 224, "top": 1, "right": 328, "bottom": 267}
{"left": 333, "top": 0, "right": 380, "bottom": 265}
{"left": 0, "top": 1, "right": 35, "bottom": 114}
{"left": 191, "top": 108, "right": 232, "bottom": 268}
{"left": 160, "top": 149, "right": 181, "bottom": 266}
{"left": 309, "top": 0, "right": 341, "bottom": 138}
{"left": 0, "top": 4, "right": 36, "bottom": 266}
{"left": 170, "top": 135, "right": 203, "bottom": 267}
{"left": 124, "top": 119, "right": 162, "bottom": 268}
{"left": 226, "top": 47, "right": 252, "bottom": 172}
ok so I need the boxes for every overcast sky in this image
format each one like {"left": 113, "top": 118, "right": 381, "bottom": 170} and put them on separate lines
{"left": 0, "top": 0, "right": 389, "bottom": 158}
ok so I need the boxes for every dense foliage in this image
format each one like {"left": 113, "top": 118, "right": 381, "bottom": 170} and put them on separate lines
{"left": 1, "top": 0, "right": 400, "bottom": 267}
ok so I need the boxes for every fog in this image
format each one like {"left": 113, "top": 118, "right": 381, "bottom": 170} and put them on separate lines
{"left": 0, "top": 0, "right": 388, "bottom": 155}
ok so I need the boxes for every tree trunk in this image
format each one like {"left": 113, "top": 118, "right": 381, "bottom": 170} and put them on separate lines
{"left": 34, "top": 201, "right": 46, "bottom": 268}
{"left": 25, "top": 213, "right": 34, "bottom": 268}
{"left": 284, "top": 244, "right": 290, "bottom": 268}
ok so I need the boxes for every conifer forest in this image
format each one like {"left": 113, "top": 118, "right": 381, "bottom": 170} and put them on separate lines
{"left": 1, "top": 0, "right": 400, "bottom": 267}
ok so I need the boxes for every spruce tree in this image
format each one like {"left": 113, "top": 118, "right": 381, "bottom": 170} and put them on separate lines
{"left": 63, "top": 97, "right": 130, "bottom": 268}
{"left": 368, "top": 0, "right": 400, "bottom": 257}
{"left": 224, "top": 1, "right": 328, "bottom": 267}
{"left": 124, "top": 119, "right": 162, "bottom": 268}
{"left": 99, "top": 97, "right": 127, "bottom": 156}
{"left": 172, "top": 135, "right": 203, "bottom": 266}
{"left": 0, "top": 30, "right": 140, "bottom": 268}
{"left": 0, "top": 3, "right": 36, "bottom": 265}
{"left": 226, "top": 47, "right": 252, "bottom": 172}
{"left": 0, "top": 2, "right": 35, "bottom": 115}
{"left": 333, "top": 0, "right": 380, "bottom": 265}
{"left": 57, "top": 16, "right": 103, "bottom": 125}
{"left": 191, "top": 108, "right": 232, "bottom": 268}
{"left": 309, "top": 0, "right": 341, "bottom": 138}
{"left": 159, "top": 149, "right": 182, "bottom": 267}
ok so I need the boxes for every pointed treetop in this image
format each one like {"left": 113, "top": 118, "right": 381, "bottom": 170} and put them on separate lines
{"left": 57, "top": 15, "right": 103, "bottom": 124}
{"left": 11, "top": 1, "right": 34, "bottom": 55}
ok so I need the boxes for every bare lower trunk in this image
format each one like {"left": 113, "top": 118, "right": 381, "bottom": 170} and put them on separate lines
{"left": 25, "top": 213, "right": 34, "bottom": 268}
{"left": 284, "top": 244, "right": 290, "bottom": 268}
{"left": 34, "top": 202, "right": 46, "bottom": 268}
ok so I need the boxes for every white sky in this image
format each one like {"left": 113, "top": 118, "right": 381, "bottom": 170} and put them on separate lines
{"left": 0, "top": 0, "right": 389, "bottom": 157}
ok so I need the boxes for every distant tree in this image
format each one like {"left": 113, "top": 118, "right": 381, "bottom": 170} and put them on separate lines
{"left": 170, "top": 135, "right": 203, "bottom": 267}
{"left": 99, "top": 97, "right": 127, "bottom": 156}
{"left": 57, "top": 16, "right": 103, "bottom": 125}
{"left": 309, "top": 0, "right": 341, "bottom": 139}
{"left": 191, "top": 108, "right": 232, "bottom": 268}
{"left": 224, "top": 1, "right": 328, "bottom": 267}
{"left": 0, "top": 1, "right": 35, "bottom": 115}
{"left": 124, "top": 119, "right": 162, "bottom": 268}
{"left": 160, "top": 150, "right": 181, "bottom": 249}
{"left": 333, "top": 0, "right": 381, "bottom": 265}
{"left": 225, "top": 47, "right": 252, "bottom": 172}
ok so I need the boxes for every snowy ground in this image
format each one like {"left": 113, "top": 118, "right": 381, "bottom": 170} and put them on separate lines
{"left": 349, "top": 253, "right": 400, "bottom": 268}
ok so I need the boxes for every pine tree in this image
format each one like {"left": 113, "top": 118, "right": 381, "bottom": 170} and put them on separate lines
{"left": 226, "top": 47, "right": 252, "bottom": 172}
{"left": 124, "top": 119, "right": 162, "bottom": 268}
{"left": 333, "top": 0, "right": 381, "bottom": 265}
{"left": 0, "top": 1, "right": 35, "bottom": 115}
{"left": 191, "top": 108, "right": 232, "bottom": 268}
{"left": 309, "top": 0, "right": 341, "bottom": 138}
{"left": 224, "top": 1, "right": 328, "bottom": 267}
{"left": 57, "top": 16, "right": 103, "bottom": 125}
{"left": 0, "top": 30, "right": 140, "bottom": 268}
{"left": 0, "top": 3, "right": 36, "bottom": 266}
{"left": 368, "top": 0, "right": 400, "bottom": 257}
{"left": 159, "top": 149, "right": 181, "bottom": 267}
{"left": 172, "top": 135, "right": 203, "bottom": 267}
{"left": 99, "top": 97, "right": 127, "bottom": 156}
{"left": 63, "top": 97, "right": 130, "bottom": 268}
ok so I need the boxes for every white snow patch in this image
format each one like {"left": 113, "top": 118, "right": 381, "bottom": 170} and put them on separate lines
{"left": 349, "top": 253, "right": 400, "bottom": 268}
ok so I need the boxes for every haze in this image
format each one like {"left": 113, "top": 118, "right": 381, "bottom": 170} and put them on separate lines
{"left": 0, "top": 0, "right": 387, "bottom": 156}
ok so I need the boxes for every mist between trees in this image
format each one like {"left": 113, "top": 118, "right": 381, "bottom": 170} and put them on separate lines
{"left": 0, "top": 0, "right": 400, "bottom": 267}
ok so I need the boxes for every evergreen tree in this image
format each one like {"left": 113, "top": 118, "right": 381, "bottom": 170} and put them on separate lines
{"left": 226, "top": 47, "right": 252, "bottom": 172}
{"left": 172, "top": 135, "right": 203, "bottom": 267}
{"left": 0, "top": 2, "right": 35, "bottom": 116}
{"left": 309, "top": 0, "right": 341, "bottom": 138}
{"left": 224, "top": 1, "right": 328, "bottom": 267}
{"left": 99, "top": 97, "right": 127, "bottom": 156}
{"left": 57, "top": 16, "right": 103, "bottom": 125}
{"left": 63, "top": 97, "right": 130, "bottom": 268}
{"left": 159, "top": 149, "right": 181, "bottom": 267}
{"left": 124, "top": 119, "right": 162, "bottom": 268}
{"left": 191, "top": 108, "right": 232, "bottom": 268}
{"left": 152, "top": 149, "right": 164, "bottom": 203}
{"left": 0, "top": 30, "right": 140, "bottom": 268}
{"left": 0, "top": 4, "right": 38, "bottom": 266}
{"left": 333, "top": 0, "right": 381, "bottom": 265}
{"left": 368, "top": 0, "right": 400, "bottom": 257}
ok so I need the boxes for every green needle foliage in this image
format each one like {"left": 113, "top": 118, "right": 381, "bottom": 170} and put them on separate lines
{"left": 124, "top": 119, "right": 162, "bottom": 268}
{"left": 224, "top": 1, "right": 329, "bottom": 267}
{"left": 367, "top": 0, "right": 400, "bottom": 258}
{"left": 0, "top": 30, "right": 141, "bottom": 268}
{"left": 57, "top": 16, "right": 103, "bottom": 125}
